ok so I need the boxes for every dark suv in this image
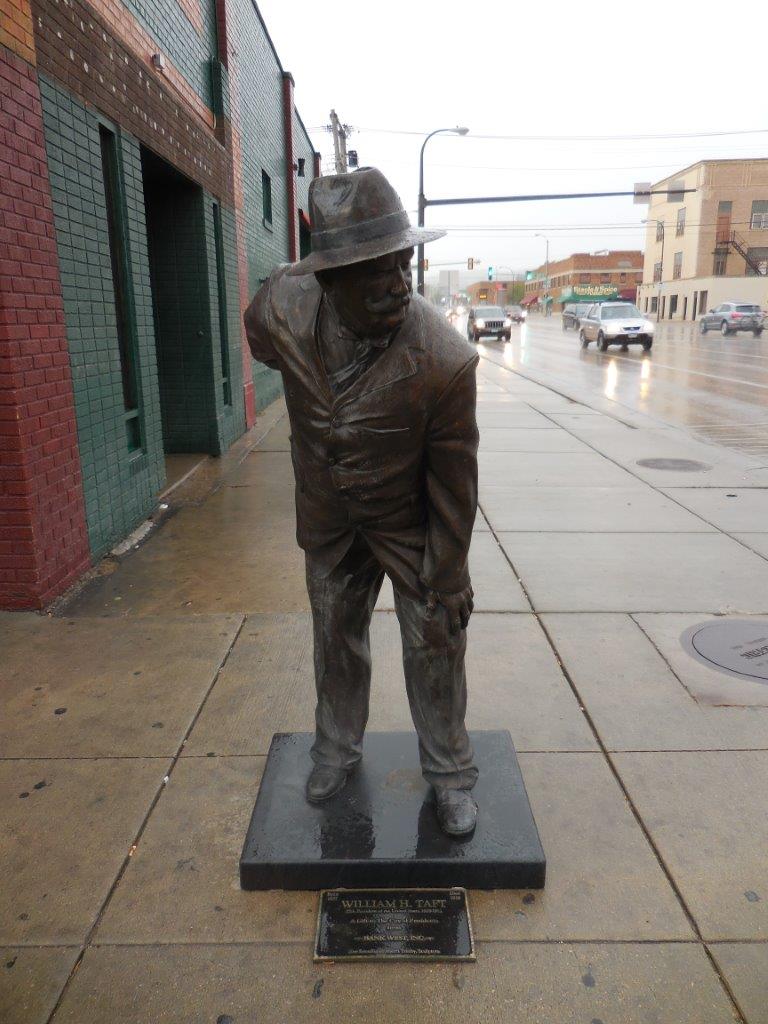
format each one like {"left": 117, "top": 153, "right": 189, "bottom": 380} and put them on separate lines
{"left": 467, "top": 306, "right": 512, "bottom": 342}
{"left": 562, "top": 303, "right": 592, "bottom": 331}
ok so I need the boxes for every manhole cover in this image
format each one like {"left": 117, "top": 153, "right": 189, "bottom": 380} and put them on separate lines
{"left": 681, "top": 619, "right": 768, "bottom": 684}
{"left": 636, "top": 458, "right": 711, "bottom": 472}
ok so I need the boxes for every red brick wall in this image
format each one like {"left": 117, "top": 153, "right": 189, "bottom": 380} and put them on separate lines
{"left": 0, "top": 40, "right": 90, "bottom": 608}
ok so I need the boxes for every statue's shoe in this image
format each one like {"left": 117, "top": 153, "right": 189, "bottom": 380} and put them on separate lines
{"left": 305, "top": 764, "right": 349, "bottom": 802}
{"left": 435, "top": 788, "right": 477, "bottom": 836}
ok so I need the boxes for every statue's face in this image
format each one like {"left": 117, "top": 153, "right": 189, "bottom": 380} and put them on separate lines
{"left": 318, "top": 247, "right": 414, "bottom": 337}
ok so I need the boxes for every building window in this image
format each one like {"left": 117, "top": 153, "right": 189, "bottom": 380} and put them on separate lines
{"left": 699, "top": 290, "right": 708, "bottom": 313}
{"left": 653, "top": 261, "right": 662, "bottom": 283}
{"left": 656, "top": 222, "right": 664, "bottom": 242}
{"left": 716, "top": 200, "right": 732, "bottom": 243}
{"left": 713, "top": 249, "right": 728, "bottom": 276}
{"left": 579, "top": 273, "right": 590, "bottom": 284}
{"left": 262, "top": 170, "right": 272, "bottom": 225}
{"left": 600, "top": 273, "right": 610, "bottom": 283}
{"left": 676, "top": 208, "right": 686, "bottom": 237}
{"left": 669, "top": 295, "right": 678, "bottom": 318}
{"left": 673, "top": 252, "right": 682, "bottom": 280}
{"left": 99, "top": 124, "right": 142, "bottom": 452}
{"left": 644, "top": 297, "right": 649, "bottom": 312}
{"left": 620, "top": 272, "right": 627, "bottom": 282}
{"left": 746, "top": 247, "right": 768, "bottom": 276}
{"left": 750, "top": 200, "right": 768, "bottom": 230}
{"left": 650, "top": 296, "right": 658, "bottom": 313}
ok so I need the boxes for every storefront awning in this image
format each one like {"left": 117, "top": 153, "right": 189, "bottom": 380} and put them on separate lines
{"left": 521, "top": 293, "right": 539, "bottom": 306}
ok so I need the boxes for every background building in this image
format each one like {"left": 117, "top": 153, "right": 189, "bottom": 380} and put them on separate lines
{"left": 467, "top": 276, "right": 525, "bottom": 307}
{"left": 637, "top": 159, "right": 768, "bottom": 320}
{"left": 522, "top": 251, "right": 643, "bottom": 311}
{"left": 0, "top": 0, "right": 318, "bottom": 608}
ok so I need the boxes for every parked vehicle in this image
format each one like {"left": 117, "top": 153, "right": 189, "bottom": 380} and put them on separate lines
{"left": 467, "top": 306, "right": 512, "bottom": 342}
{"left": 578, "top": 302, "right": 654, "bottom": 351}
{"left": 504, "top": 304, "right": 526, "bottom": 323}
{"left": 562, "top": 303, "right": 593, "bottom": 332}
{"left": 699, "top": 302, "right": 764, "bottom": 337}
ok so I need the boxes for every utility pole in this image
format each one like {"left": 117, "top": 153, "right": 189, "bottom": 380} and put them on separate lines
{"left": 329, "top": 110, "right": 349, "bottom": 175}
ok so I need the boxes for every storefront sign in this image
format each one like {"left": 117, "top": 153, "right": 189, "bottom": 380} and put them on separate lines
{"left": 560, "top": 285, "right": 619, "bottom": 302}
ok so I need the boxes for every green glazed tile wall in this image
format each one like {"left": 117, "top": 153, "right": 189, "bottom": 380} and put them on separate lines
{"left": 40, "top": 76, "right": 245, "bottom": 556}
{"left": 39, "top": 75, "right": 165, "bottom": 560}
{"left": 120, "top": 0, "right": 218, "bottom": 108}
{"left": 229, "top": 0, "right": 289, "bottom": 411}
{"left": 202, "top": 198, "right": 246, "bottom": 451}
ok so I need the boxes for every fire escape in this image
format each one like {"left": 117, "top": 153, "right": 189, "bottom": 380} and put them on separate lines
{"left": 714, "top": 228, "right": 768, "bottom": 275}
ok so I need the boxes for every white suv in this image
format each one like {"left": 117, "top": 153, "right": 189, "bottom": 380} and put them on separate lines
{"left": 578, "top": 302, "right": 654, "bottom": 351}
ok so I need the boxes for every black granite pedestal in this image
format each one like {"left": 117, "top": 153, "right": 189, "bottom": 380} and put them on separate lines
{"left": 239, "top": 731, "right": 545, "bottom": 891}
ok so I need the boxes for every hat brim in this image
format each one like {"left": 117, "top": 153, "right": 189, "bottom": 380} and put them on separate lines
{"left": 286, "top": 226, "right": 446, "bottom": 276}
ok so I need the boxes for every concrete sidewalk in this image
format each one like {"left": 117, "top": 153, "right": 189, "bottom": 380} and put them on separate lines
{"left": 3, "top": 351, "right": 768, "bottom": 1023}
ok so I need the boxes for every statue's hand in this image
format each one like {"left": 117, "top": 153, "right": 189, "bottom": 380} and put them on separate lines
{"left": 426, "top": 586, "right": 474, "bottom": 635}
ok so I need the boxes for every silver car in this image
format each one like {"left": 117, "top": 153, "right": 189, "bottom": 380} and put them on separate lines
{"left": 578, "top": 302, "right": 654, "bottom": 351}
{"left": 699, "top": 302, "right": 764, "bottom": 337}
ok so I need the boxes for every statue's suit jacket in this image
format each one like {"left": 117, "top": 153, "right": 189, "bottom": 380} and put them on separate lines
{"left": 244, "top": 267, "right": 479, "bottom": 599}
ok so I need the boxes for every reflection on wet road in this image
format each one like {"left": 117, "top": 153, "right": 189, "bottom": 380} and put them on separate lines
{"left": 467, "top": 314, "right": 768, "bottom": 461}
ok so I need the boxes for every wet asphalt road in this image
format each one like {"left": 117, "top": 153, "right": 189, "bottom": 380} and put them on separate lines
{"left": 461, "top": 313, "right": 768, "bottom": 462}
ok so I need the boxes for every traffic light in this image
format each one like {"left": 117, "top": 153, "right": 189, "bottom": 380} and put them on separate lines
{"left": 467, "top": 257, "right": 474, "bottom": 270}
{"left": 487, "top": 266, "right": 494, "bottom": 281}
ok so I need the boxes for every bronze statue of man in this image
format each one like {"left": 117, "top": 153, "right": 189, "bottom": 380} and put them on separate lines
{"left": 244, "top": 168, "right": 480, "bottom": 835}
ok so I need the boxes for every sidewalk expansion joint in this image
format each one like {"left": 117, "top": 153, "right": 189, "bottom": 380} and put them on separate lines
{"left": 43, "top": 614, "right": 248, "bottom": 1024}
{"left": 477, "top": 502, "right": 749, "bottom": 1024}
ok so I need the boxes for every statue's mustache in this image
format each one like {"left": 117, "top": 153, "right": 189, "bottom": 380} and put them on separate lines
{"left": 364, "top": 293, "right": 411, "bottom": 315}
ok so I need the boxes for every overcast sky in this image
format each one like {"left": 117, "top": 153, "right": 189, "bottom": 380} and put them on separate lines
{"left": 257, "top": 0, "right": 768, "bottom": 286}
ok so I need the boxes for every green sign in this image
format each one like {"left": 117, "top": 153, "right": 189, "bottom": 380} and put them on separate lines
{"left": 560, "top": 285, "right": 619, "bottom": 302}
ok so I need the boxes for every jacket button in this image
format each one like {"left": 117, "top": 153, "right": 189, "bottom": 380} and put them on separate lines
{"left": 328, "top": 456, "right": 337, "bottom": 466}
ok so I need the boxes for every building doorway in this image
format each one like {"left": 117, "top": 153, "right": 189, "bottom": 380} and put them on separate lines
{"left": 141, "top": 148, "right": 216, "bottom": 486}
{"left": 683, "top": 296, "right": 688, "bottom": 320}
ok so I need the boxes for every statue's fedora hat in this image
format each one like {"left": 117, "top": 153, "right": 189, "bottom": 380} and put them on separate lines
{"left": 287, "top": 167, "right": 445, "bottom": 276}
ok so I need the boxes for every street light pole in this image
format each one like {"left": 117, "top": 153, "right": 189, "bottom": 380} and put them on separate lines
{"left": 417, "top": 126, "right": 469, "bottom": 297}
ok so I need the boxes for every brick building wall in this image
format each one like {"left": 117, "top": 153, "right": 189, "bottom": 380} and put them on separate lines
{"left": 1, "top": 0, "right": 319, "bottom": 606}
{"left": 523, "top": 251, "right": 643, "bottom": 306}
{"left": 0, "top": 34, "right": 91, "bottom": 608}
{"left": 638, "top": 160, "right": 768, "bottom": 320}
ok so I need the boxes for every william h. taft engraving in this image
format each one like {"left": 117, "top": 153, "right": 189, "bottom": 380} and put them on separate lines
{"left": 244, "top": 168, "right": 480, "bottom": 835}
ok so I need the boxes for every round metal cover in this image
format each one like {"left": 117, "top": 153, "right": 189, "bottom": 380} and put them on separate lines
{"left": 681, "top": 619, "right": 768, "bottom": 684}
{"left": 636, "top": 458, "right": 711, "bottom": 472}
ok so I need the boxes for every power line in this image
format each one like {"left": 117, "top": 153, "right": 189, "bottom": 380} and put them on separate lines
{"left": 311, "top": 125, "right": 768, "bottom": 143}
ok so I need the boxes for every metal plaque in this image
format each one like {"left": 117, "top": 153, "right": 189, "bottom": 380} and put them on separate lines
{"left": 314, "top": 888, "right": 475, "bottom": 962}
{"left": 636, "top": 458, "right": 710, "bottom": 472}
{"left": 681, "top": 618, "right": 768, "bottom": 684}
